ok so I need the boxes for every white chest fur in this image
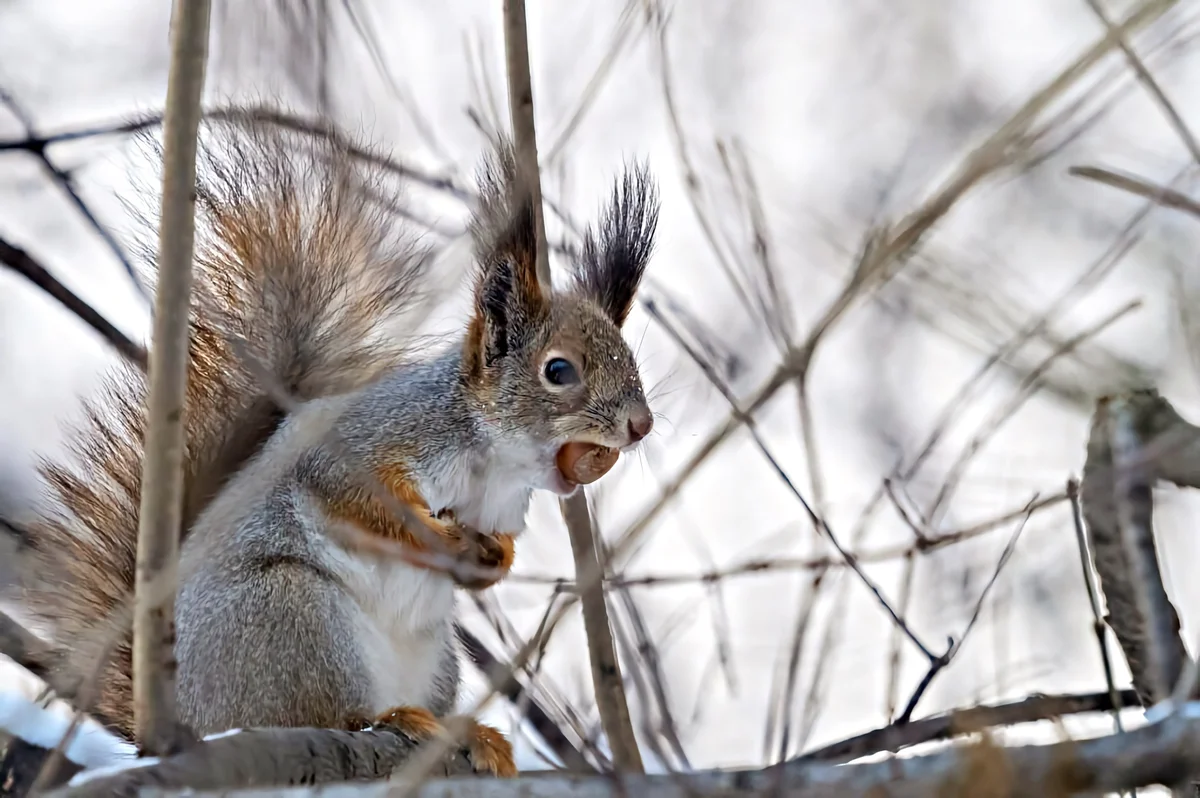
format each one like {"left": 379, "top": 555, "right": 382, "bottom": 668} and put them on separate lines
{"left": 419, "top": 435, "right": 539, "bottom": 533}
{"left": 319, "top": 539, "right": 456, "bottom": 713}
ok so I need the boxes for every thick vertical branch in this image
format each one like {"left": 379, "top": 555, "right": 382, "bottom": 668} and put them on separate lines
{"left": 561, "top": 496, "right": 644, "bottom": 772}
{"left": 501, "top": 0, "right": 550, "bottom": 291}
{"left": 501, "top": 0, "right": 643, "bottom": 773}
{"left": 1080, "top": 390, "right": 1193, "bottom": 706}
{"left": 1107, "top": 398, "right": 1178, "bottom": 701}
{"left": 133, "top": 0, "right": 212, "bottom": 755}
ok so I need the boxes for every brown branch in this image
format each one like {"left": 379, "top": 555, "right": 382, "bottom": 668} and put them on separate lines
{"left": 502, "top": 0, "right": 550, "bottom": 292}
{"left": 1082, "top": 0, "right": 1200, "bottom": 165}
{"left": 1068, "top": 164, "right": 1200, "bottom": 220}
{"left": 1067, "top": 479, "right": 1127, "bottom": 734}
{"left": 795, "top": 689, "right": 1139, "bottom": 765}
{"left": 44, "top": 727, "right": 474, "bottom": 798}
{"left": 560, "top": 496, "right": 644, "bottom": 772}
{"left": 0, "top": 89, "right": 143, "bottom": 294}
{"left": 455, "top": 625, "right": 594, "bottom": 772}
{"left": 508, "top": 491, "right": 1067, "bottom": 591}
{"left": 58, "top": 707, "right": 1200, "bottom": 797}
{"left": 501, "top": 0, "right": 642, "bottom": 774}
{"left": 0, "top": 609, "right": 54, "bottom": 680}
{"left": 132, "top": 0, "right": 211, "bottom": 755}
{"left": 0, "top": 237, "right": 148, "bottom": 370}
{"left": 1081, "top": 390, "right": 1192, "bottom": 707}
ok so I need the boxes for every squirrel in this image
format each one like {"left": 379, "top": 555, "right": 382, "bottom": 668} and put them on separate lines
{"left": 7, "top": 114, "right": 659, "bottom": 778}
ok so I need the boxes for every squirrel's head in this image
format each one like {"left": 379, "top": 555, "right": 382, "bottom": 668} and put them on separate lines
{"left": 463, "top": 145, "right": 659, "bottom": 496}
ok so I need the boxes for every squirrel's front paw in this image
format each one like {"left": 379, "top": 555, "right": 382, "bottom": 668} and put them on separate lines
{"left": 434, "top": 510, "right": 515, "bottom": 590}
{"left": 453, "top": 716, "right": 517, "bottom": 777}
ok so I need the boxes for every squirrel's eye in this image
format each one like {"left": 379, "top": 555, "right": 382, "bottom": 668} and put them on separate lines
{"left": 543, "top": 357, "right": 580, "bottom": 386}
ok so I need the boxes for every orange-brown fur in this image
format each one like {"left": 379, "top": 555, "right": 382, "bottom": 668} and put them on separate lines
{"left": 315, "top": 465, "right": 516, "bottom": 589}
{"left": 372, "top": 708, "right": 516, "bottom": 777}
{"left": 13, "top": 116, "right": 439, "bottom": 737}
{"left": 373, "top": 706, "right": 445, "bottom": 740}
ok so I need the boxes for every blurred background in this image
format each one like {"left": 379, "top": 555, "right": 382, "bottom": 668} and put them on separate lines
{"left": 1, "top": 0, "right": 1198, "bottom": 776}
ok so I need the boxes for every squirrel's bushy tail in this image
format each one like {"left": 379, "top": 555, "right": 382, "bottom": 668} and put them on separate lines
{"left": 14, "top": 114, "right": 434, "bottom": 735}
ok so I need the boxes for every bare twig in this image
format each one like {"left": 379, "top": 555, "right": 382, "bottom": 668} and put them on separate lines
{"left": 614, "top": 0, "right": 1176, "bottom": 575}
{"left": 132, "top": 0, "right": 212, "bottom": 755}
{"left": 0, "top": 89, "right": 144, "bottom": 295}
{"left": 0, "top": 609, "right": 54, "bottom": 680}
{"left": 1067, "top": 478, "right": 1127, "bottom": 734}
{"left": 895, "top": 499, "right": 1036, "bottom": 724}
{"left": 0, "top": 236, "right": 148, "bottom": 370}
{"left": 795, "top": 689, "right": 1139, "bottom": 765}
{"left": 501, "top": 0, "right": 642, "bottom": 773}
{"left": 1069, "top": 165, "right": 1200, "bottom": 219}
{"left": 1082, "top": 0, "right": 1200, "bottom": 164}
{"left": 502, "top": 0, "right": 550, "bottom": 291}
{"left": 455, "top": 625, "right": 594, "bottom": 772}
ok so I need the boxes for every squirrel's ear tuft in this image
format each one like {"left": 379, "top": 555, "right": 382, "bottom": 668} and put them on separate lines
{"left": 467, "top": 142, "right": 548, "bottom": 369}
{"left": 575, "top": 164, "right": 659, "bottom": 327}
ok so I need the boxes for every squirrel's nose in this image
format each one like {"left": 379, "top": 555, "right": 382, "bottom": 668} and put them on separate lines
{"left": 627, "top": 409, "right": 653, "bottom": 443}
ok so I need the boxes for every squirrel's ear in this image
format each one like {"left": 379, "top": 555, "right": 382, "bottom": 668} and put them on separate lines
{"left": 575, "top": 163, "right": 659, "bottom": 327}
{"left": 466, "top": 143, "right": 549, "bottom": 369}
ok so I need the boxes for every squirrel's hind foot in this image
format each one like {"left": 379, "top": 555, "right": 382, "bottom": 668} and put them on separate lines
{"left": 367, "top": 707, "right": 516, "bottom": 778}
{"left": 452, "top": 716, "right": 517, "bottom": 778}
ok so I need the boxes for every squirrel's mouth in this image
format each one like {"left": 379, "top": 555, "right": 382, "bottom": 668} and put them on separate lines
{"left": 551, "top": 442, "right": 619, "bottom": 495}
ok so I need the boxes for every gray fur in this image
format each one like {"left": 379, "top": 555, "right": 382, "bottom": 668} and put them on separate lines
{"left": 26, "top": 129, "right": 662, "bottom": 739}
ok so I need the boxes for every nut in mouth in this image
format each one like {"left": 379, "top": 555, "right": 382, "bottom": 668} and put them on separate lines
{"left": 555, "top": 441, "right": 620, "bottom": 487}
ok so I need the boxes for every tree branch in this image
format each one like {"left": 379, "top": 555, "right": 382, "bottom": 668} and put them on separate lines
{"left": 793, "top": 689, "right": 1138, "bottom": 764}
{"left": 0, "top": 237, "right": 148, "bottom": 370}
{"left": 1080, "top": 389, "right": 1194, "bottom": 706}
{"left": 44, "top": 727, "right": 474, "bottom": 798}
{"left": 51, "top": 706, "right": 1200, "bottom": 797}
{"left": 500, "top": 0, "right": 643, "bottom": 773}
{"left": 132, "top": 0, "right": 211, "bottom": 755}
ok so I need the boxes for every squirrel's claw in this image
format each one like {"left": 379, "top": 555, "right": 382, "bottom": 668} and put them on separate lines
{"left": 456, "top": 717, "right": 518, "bottom": 778}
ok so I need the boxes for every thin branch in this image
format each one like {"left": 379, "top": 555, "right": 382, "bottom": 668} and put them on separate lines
{"left": 132, "top": 0, "right": 212, "bottom": 755}
{"left": 895, "top": 499, "right": 1035, "bottom": 725}
{"left": 455, "top": 625, "right": 594, "bottom": 773}
{"left": 0, "top": 609, "right": 54, "bottom": 680}
{"left": 612, "top": 0, "right": 1176, "bottom": 574}
{"left": 0, "top": 236, "right": 148, "bottom": 370}
{"left": 643, "top": 298, "right": 935, "bottom": 662}
{"left": 1069, "top": 165, "right": 1200, "bottom": 219}
{"left": 1067, "top": 478, "right": 1127, "bottom": 735}
{"left": 1082, "top": 0, "right": 1200, "bottom": 164}
{"left": 502, "top": 0, "right": 550, "bottom": 292}
{"left": 508, "top": 492, "right": 1067, "bottom": 590}
{"left": 0, "top": 88, "right": 144, "bottom": 296}
{"left": 501, "top": 0, "right": 642, "bottom": 773}
{"left": 795, "top": 689, "right": 1139, "bottom": 765}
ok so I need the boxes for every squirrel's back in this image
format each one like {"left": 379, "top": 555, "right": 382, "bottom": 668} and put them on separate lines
{"left": 11, "top": 114, "right": 434, "bottom": 736}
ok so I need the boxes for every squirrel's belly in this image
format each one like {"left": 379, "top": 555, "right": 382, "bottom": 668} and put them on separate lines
{"left": 327, "top": 549, "right": 458, "bottom": 712}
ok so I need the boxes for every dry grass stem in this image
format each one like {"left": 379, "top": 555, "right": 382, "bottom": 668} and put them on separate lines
{"left": 1069, "top": 164, "right": 1200, "bottom": 219}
